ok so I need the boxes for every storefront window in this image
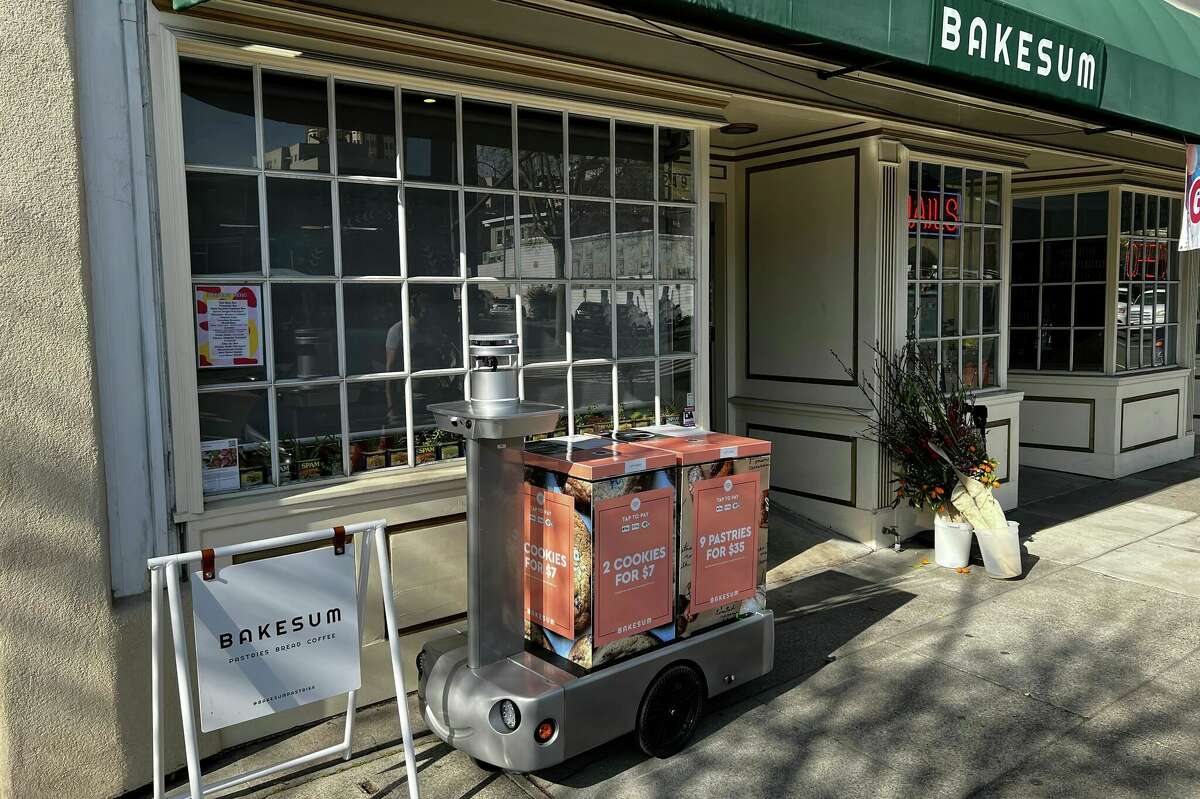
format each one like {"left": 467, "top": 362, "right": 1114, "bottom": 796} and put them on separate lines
{"left": 906, "top": 160, "right": 1002, "bottom": 388}
{"left": 1009, "top": 191, "right": 1108, "bottom": 372}
{"left": 180, "top": 57, "right": 697, "bottom": 495}
{"left": 1117, "top": 191, "right": 1181, "bottom": 371}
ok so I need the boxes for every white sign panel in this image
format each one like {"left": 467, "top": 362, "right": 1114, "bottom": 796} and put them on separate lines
{"left": 191, "top": 547, "right": 361, "bottom": 732}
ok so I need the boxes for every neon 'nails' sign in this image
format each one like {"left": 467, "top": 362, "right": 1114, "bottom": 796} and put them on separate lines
{"left": 908, "top": 192, "right": 961, "bottom": 234}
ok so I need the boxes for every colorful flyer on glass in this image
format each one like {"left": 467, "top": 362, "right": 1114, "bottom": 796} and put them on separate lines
{"left": 1182, "top": 143, "right": 1200, "bottom": 251}
{"left": 593, "top": 487, "right": 673, "bottom": 648}
{"left": 195, "top": 285, "right": 263, "bottom": 368}
{"left": 691, "top": 472, "right": 760, "bottom": 613}
{"left": 522, "top": 485, "right": 575, "bottom": 639}
{"left": 201, "top": 437, "right": 240, "bottom": 494}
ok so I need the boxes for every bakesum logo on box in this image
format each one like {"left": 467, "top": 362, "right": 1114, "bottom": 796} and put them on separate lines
{"left": 522, "top": 484, "right": 575, "bottom": 639}
{"left": 692, "top": 472, "right": 760, "bottom": 613}
{"left": 593, "top": 487, "right": 673, "bottom": 648}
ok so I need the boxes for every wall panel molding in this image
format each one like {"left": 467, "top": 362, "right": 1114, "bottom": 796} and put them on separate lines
{"left": 1020, "top": 396, "right": 1096, "bottom": 453}
{"left": 1120, "top": 389, "right": 1181, "bottom": 453}
{"left": 747, "top": 423, "right": 857, "bottom": 507}
{"left": 745, "top": 148, "right": 860, "bottom": 386}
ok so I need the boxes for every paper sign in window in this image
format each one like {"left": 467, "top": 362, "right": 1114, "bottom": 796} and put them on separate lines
{"left": 522, "top": 485, "right": 574, "bottom": 639}
{"left": 195, "top": 284, "right": 263, "bottom": 368}
{"left": 692, "top": 472, "right": 760, "bottom": 613}
{"left": 593, "top": 487, "right": 673, "bottom": 648}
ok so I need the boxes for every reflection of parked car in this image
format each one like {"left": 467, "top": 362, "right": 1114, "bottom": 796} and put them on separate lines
{"left": 1117, "top": 286, "right": 1167, "bottom": 326}
{"left": 573, "top": 300, "right": 611, "bottom": 338}
{"left": 485, "top": 297, "right": 516, "bottom": 323}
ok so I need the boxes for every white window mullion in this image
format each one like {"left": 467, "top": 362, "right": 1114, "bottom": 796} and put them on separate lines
{"left": 339, "top": 379, "right": 352, "bottom": 478}
{"left": 394, "top": 85, "right": 404, "bottom": 181}
{"left": 455, "top": 95, "right": 470, "bottom": 399}
{"left": 404, "top": 375, "right": 415, "bottom": 468}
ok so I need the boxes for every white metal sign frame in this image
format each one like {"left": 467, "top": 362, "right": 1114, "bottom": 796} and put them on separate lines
{"left": 148, "top": 520, "right": 420, "bottom": 799}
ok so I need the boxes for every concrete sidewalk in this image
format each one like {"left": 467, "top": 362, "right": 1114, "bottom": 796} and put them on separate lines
{"left": 152, "top": 455, "right": 1200, "bottom": 799}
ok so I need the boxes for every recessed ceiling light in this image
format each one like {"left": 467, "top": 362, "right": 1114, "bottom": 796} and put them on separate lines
{"left": 423, "top": 97, "right": 437, "bottom": 104}
{"left": 240, "top": 44, "right": 303, "bottom": 58}
{"left": 718, "top": 122, "right": 759, "bottom": 135}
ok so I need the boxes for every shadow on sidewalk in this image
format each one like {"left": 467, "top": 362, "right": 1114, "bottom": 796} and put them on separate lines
{"left": 533, "top": 570, "right": 919, "bottom": 789}
{"left": 1009, "top": 455, "right": 1200, "bottom": 536}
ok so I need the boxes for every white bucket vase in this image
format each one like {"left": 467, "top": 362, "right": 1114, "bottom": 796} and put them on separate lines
{"left": 976, "top": 521, "right": 1022, "bottom": 579}
{"left": 934, "top": 514, "right": 973, "bottom": 569}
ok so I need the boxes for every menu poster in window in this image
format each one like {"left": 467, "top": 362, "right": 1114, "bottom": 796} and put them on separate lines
{"left": 201, "top": 437, "right": 240, "bottom": 494}
{"left": 196, "top": 285, "right": 263, "bottom": 368}
{"left": 1182, "top": 144, "right": 1200, "bottom": 251}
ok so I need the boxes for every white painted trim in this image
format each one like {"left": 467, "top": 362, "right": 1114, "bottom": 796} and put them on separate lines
{"left": 78, "top": 0, "right": 174, "bottom": 596}
{"left": 150, "top": 22, "right": 206, "bottom": 517}
{"left": 695, "top": 124, "right": 712, "bottom": 429}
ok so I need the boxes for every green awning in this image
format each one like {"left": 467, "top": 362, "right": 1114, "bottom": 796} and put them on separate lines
{"left": 1005, "top": 0, "right": 1200, "bottom": 137}
{"left": 614, "top": 0, "right": 1200, "bottom": 138}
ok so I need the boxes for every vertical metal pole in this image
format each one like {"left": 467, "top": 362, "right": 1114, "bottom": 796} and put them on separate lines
{"left": 343, "top": 526, "right": 373, "bottom": 759}
{"left": 465, "top": 436, "right": 526, "bottom": 668}
{"left": 373, "top": 522, "right": 422, "bottom": 799}
{"left": 164, "top": 561, "right": 204, "bottom": 799}
{"left": 151, "top": 565, "right": 164, "bottom": 799}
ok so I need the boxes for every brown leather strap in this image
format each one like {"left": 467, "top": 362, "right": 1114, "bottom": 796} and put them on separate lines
{"left": 333, "top": 525, "right": 346, "bottom": 556}
{"left": 201, "top": 548, "right": 215, "bottom": 581}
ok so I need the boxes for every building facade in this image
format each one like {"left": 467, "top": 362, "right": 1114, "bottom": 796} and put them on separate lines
{"left": 1, "top": 1, "right": 1198, "bottom": 796}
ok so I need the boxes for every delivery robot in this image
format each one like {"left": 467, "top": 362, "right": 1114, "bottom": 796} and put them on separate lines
{"left": 417, "top": 334, "right": 774, "bottom": 772}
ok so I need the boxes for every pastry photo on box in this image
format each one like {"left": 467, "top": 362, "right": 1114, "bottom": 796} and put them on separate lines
{"left": 522, "top": 436, "right": 679, "bottom": 672}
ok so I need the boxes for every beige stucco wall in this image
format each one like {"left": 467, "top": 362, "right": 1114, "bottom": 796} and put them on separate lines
{"left": 0, "top": 2, "right": 160, "bottom": 796}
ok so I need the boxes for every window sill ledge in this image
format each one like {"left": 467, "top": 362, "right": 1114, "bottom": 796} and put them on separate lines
{"left": 175, "top": 460, "right": 467, "bottom": 526}
{"left": 1009, "top": 368, "right": 1190, "bottom": 386}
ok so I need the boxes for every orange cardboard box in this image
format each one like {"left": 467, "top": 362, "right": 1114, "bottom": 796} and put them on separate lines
{"left": 612, "top": 427, "right": 771, "bottom": 638}
{"left": 522, "top": 436, "right": 678, "bottom": 671}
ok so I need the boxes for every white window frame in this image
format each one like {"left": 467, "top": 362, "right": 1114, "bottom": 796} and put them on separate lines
{"left": 1008, "top": 188, "right": 1111, "bottom": 373}
{"left": 904, "top": 155, "right": 1012, "bottom": 393}
{"left": 1008, "top": 184, "right": 1185, "bottom": 377}
{"left": 151, "top": 30, "right": 711, "bottom": 518}
{"left": 1114, "top": 187, "right": 1184, "bottom": 374}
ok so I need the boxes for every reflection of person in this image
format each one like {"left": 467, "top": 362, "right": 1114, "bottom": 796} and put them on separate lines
{"left": 411, "top": 289, "right": 462, "bottom": 370}
{"left": 659, "top": 286, "right": 679, "bottom": 323}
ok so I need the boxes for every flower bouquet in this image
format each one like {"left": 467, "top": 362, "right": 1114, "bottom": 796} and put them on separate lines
{"left": 839, "top": 343, "right": 1013, "bottom": 572}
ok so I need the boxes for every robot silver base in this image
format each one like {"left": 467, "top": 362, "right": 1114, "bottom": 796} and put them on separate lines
{"left": 417, "top": 611, "right": 774, "bottom": 772}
